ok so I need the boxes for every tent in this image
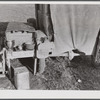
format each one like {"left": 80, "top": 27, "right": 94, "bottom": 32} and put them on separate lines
{"left": 35, "top": 4, "right": 100, "bottom": 62}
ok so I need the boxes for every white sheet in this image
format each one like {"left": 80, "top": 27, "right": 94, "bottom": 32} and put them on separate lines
{"left": 50, "top": 5, "right": 100, "bottom": 55}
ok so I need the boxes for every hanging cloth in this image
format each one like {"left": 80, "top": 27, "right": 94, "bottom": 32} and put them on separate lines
{"left": 50, "top": 5, "right": 100, "bottom": 55}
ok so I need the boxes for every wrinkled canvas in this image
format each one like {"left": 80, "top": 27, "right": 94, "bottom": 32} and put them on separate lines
{"left": 50, "top": 5, "right": 100, "bottom": 55}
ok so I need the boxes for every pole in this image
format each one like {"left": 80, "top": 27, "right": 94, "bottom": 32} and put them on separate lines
{"left": 33, "top": 32, "right": 37, "bottom": 75}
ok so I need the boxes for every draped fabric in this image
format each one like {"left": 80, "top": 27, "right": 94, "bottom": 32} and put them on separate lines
{"left": 0, "top": 22, "right": 8, "bottom": 51}
{"left": 35, "top": 4, "right": 54, "bottom": 41}
{"left": 50, "top": 5, "right": 100, "bottom": 55}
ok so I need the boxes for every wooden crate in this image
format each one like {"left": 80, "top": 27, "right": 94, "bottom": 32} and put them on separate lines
{"left": 12, "top": 66, "right": 30, "bottom": 90}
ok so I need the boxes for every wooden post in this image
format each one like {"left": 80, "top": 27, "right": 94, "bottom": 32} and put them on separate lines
{"left": 34, "top": 58, "right": 37, "bottom": 75}
{"left": 38, "top": 58, "right": 45, "bottom": 74}
{"left": 7, "top": 58, "right": 11, "bottom": 79}
{"left": 2, "top": 48, "right": 6, "bottom": 74}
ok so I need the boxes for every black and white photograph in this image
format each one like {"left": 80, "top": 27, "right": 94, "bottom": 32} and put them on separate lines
{"left": 0, "top": 2, "right": 100, "bottom": 93}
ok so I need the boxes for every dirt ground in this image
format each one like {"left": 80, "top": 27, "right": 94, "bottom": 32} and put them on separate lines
{"left": 0, "top": 55, "right": 100, "bottom": 90}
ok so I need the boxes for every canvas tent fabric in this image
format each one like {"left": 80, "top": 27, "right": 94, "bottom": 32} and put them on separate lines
{"left": 50, "top": 5, "right": 100, "bottom": 55}
{"left": 35, "top": 4, "right": 54, "bottom": 41}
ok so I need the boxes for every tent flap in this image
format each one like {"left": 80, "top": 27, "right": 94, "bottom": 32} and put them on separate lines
{"left": 50, "top": 5, "right": 100, "bottom": 55}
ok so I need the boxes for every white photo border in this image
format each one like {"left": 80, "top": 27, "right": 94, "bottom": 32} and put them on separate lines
{"left": 0, "top": 1, "right": 100, "bottom": 99}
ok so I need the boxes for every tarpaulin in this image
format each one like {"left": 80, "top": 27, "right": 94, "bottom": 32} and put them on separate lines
{"left": 50, "top": 5, "right": 100, "bottom": 55}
